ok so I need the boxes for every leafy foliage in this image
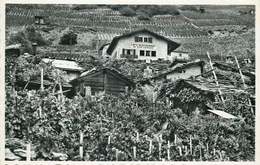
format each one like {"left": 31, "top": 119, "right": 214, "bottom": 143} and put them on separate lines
{"left": 59, "top": 31, "right": 77, "bottom": 45}
{"left": 8, "top": 26, "right": 50, "bottom": 54}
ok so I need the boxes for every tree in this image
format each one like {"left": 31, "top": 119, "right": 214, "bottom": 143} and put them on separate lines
{"left": 59, "top": 31, "right": 77, "bottom": 45}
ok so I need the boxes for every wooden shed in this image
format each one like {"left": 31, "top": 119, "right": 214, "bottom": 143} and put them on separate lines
{"left": 71, "top": 67, "right": 135, "bottom": 96}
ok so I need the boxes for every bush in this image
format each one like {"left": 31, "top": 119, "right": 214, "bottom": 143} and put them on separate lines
{"left": 26, "top": 26, "right": 50, "bottom": 46}
{"left": 59, "top": 31, "right": 77, "bottom": 45}
{"left": 7, "top": 26, "right": 50, "bottom": 54}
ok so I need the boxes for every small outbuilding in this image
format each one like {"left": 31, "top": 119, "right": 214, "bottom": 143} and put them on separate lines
{"left": 34, "top": 15, "right": 48, "bottom": 25}
{"left": 150, "top": 60, "right": 205, "bottom": 84}
{"left": 42, "top": 58, "right": 85, "bottom": 82}
{"left": 157, "top": 77, "right": 243, "bottom": 117}
{"left": 71, "top": 67, "right": 135, "bottom": 96}
{"left": 5, "top": 44, "right": 21, "bottom": 59}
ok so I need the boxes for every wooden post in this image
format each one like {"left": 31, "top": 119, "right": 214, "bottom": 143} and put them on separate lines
{"left": 206, "top": 142, "right": 209, "bottom": 155}
{"left": 167, "top": 140, "right": 170, "bottom": 161}
{"left": 234, "top": 56, "right": 246, "bottom": 87}
{"left": 199, "top": 146, "right": 202, "bottom": 161}
{"left": 108, "top": 135, "right": 111, "bottom": 145}
{"left": 174, "top": 134, "right": 177, "bottom": 145}
{"left": 79, "top": 131, "right": 84, "bottom": 160}
{"left": 40, "top": 67, "right": 44, "bottom": 91}
{"left": 104, "top": 71, "right": 107, "bottom": 94}
{"left": 149, "top": 139, "right": 153, "bottom": 154}
{"left": 136, "top": 131, "right": 139, "bottom": 142}
{"left": 38, "top": 106, "right": 42, "bottom": 118}
{"left": 133, "top": 146, "right": 136, "bottom": 160}
{"left": 189, "top": 135, "right": 192, "bottom": 155}
{"left": 234, "top": 56, "right": 254, "bottom": 114}
{"left": 115, "top": 149, "right": 119, "bottom": 161}
{"left": 207, "top": 52, "right": 225, "bottom": 103}
{"left": 26, "top": 142, "right": 31, "bottom": 161}
{"left": 178, "top": 146, "right": 182, "bottom": 156}
{"left": 158, "top": 141, "right": 162, "bottom": 160}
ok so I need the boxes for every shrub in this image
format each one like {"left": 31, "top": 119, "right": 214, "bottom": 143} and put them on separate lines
{"left": 26, "top": 26, "right": 50, "bottom": 46}
{"left": 7, "top": 26, "right": 49, "bottom": 54}
{"left": 59, "top": 31, "right": 77, "bottom": 45}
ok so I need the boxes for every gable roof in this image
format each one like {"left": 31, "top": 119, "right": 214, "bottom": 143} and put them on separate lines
{"left": 154, "top": 60, "right": 205, "bottom": 80}
{"left": 137, "top": 60, "right": 205, "bottom": 85}
{"left": 157, "top": 76, "right": 249, "bottom": 100}
{"left": 73, "top": 67, "right": 135, "bottom": 86}
{"left": 106, "top": 29, "right": 180, "bottom": 55}
{"left": 42, "top": 58, "right": 85, "bottom": 72}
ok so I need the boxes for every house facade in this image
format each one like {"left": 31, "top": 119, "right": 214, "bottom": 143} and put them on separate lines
{"left": 169, "top": 51, "right": 190, "bottom": 62}
{"left": 151, "top": 60, "right": 205, "bottom": 83}
{"left": 104, "top": 29, "right": 180, "bottom": 61}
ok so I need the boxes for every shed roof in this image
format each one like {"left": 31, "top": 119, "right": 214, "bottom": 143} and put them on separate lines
{"left": 106, "top": 29, "right": 180, "bottom": 55}
{"left": 42, "top": 58, "right": 85, "bottom": 71}
{"left": 157, "top": 76, "right": 249, "bottom": 100}
{"left": 6, "top": 44, "right": 21, "bottom": 50}
{"left": 74, "top": 67, "right": 135, "bottom": 86}
{"left": 208, "top": 110, "right": 237, "bottom": 119}
{"left": 213, "top": 62, "right": 255, "bottom": 80}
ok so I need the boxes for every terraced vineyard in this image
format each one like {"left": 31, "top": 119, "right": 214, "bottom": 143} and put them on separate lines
{"left": 5, "top": 5, "right": 254, "bottom": 60}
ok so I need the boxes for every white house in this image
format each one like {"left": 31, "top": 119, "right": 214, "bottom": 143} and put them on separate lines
{"left": 147, "top": 60, "right": 205, "bottom": 84}
{"left": 169, "top": 50, "right": 190, "bottom": 62}
{"left": 103, "top": 29, "right": 180, "bottom": 61}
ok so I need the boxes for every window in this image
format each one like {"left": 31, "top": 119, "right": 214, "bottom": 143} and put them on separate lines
{"left": 122, "top": 49, "right": 136, "bottom": 55}
{"left": 148, "top": 37, "right": 152, "bottom": 43}
{"left": 179, "top": 53, "right": 182, "bottom": 57}
{"left": 135, "top": 36, "right": 139, "bottom": 42}
{"left": 146, "top": 51, "right": 150, "bottom": 56}
{"left": 151, "top": 51, "right": 156, "bottom": 57}
{"left": 140, "top": 50, "right": 144, "bottom": 56}
{"left": 144, "top": 37, "right": 148, "bottom": 42}
{"left": 135, "top": 36, "right": 143, "bottom": 42}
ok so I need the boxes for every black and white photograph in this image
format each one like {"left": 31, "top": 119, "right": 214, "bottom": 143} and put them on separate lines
{"left": 3, "top": 1, "right": 257, "bottom": 162}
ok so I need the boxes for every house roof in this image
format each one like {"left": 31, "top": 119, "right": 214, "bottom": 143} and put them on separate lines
{"left": 99, "top": 43, "right": 110, "bottom": 51}
{"left": 42, "top": 58, "right": 85, "bottom": 72}
{"left": 157, "top": 76, "right": 250, "bottom": 100}
{"left": 106, "top": 29, "right": 180, "bottom": 55}
{"left": 155, "top": 60, "right": 205, "bottom": 79}
{"left": 137, "top": 60, "right": 205, "bottom": 84}
{"left": 213, "top": 62, "right": 255, "bottom": 80}
{"left": 73, "top": 67, "right": 135, "bottom": 86}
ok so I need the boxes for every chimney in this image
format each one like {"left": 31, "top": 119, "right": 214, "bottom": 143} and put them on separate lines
{"left": 32, "top": 42, "right": 37, "bottom": 55}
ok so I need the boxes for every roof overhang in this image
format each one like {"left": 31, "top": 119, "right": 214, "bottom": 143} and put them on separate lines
{"left": 106, "top": 29, "right": 180, "bottom": 55}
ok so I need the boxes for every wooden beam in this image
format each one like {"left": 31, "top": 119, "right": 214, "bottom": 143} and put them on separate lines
{"left": 207, "top": 52, "right": 225, "bottom": 104}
